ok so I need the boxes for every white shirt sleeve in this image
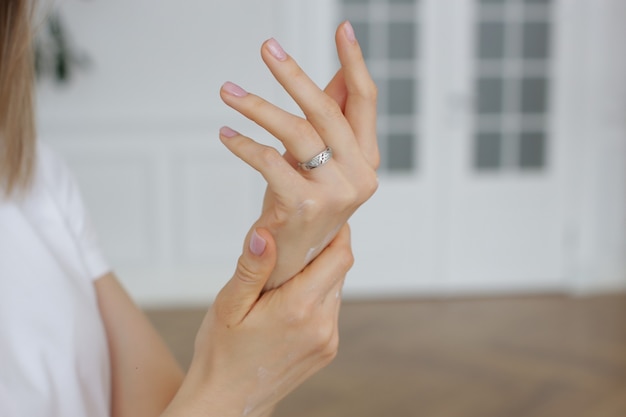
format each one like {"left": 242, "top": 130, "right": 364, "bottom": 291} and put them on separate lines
{"left": 39, "top": 143, "right": 111, "bottom": 281}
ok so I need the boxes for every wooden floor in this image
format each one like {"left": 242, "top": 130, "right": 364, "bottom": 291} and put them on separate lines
{"left": 146, "top": 294, "right": 626, "bottom": 417}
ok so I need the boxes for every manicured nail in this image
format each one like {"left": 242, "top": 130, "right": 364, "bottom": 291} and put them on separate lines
{"left": 344, "top": 21, "right": 357, "bottom": 44}
{"left": 222, "top": 81, "right": 248, "bottom": 97}
{"left": 266, "top": 38, "right": 287, "bottom": 61}
{"left": 220, "top": 126, "right": 238, "bottom": 138}
{"left": 249, "top": 229, "right": 267, "bottom": 256}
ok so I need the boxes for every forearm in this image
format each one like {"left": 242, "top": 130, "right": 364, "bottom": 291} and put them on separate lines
{"left": 95, "top": 273, "right": 184, "bottom": 417}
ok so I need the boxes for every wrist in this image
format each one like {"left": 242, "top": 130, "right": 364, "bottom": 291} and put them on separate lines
{"left": 162, "top": 355, "right": 274, "bottom": 417}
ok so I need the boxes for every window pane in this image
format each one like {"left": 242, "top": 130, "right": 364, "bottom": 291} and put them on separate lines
{"left": 475, "top": 132, "right": 502, "bottom": 170}
{"left": 389, "top": 22, "right": 416, "bottom": 60}
{"left": 477, "top": 77, "right": 504, "bottom": 114}
{"left": 388, "top": 78, "right": 415, "bottom": 115}
{"left": 522, "top": 22, "right": 550, "bottom": 59}
{"left": 388, "top": 134, "right": 415, "bottom": 171}
{"left": 342, "top": 0, "right": 419, "bottom": 175}
{"left": 519, "top": 131, "right": 545, "bottom": 168}
{"left": 352, "top": 22, "right": 371, "bottom": 60}
{"left": 520, "top": 77, "right": 548, "bottom": 114}
{"left": 478, "top": 22, "right": 505, "bottom": 59}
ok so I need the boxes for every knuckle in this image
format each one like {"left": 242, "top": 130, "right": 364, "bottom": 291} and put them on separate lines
{"left": 290, "top": 65, "right": 309, "bottom": 84}
{"left": 292, "top": 118, "right": 317, "bottom": 140}
{"left": 285, "top": 301, "right": 340, "bottom": 363}
{"left": 362, "top": 80, "right": 378, "bottom": 101}
{"left": 269, "top": 208, "right": 290, "bottom": 229}
{"left": 361, "top": 170, "right": 380, "bottom": 199}
{"left": 326, "top": 183, "right": 359, "bottom": 213}
{"left": 331, "top": 242, "right": 354, "bottom": 274}
{"left": 337, "top": 186, "right": 360, "bottom": 208}
{"left": 312, "top": 323, "right": 339, "bottom": 361}
{"left": 319, "top": 96, "right": 343, "bottom": 121}
{"left": 285, "top": 302, "right": 313, "bottom": 326}
{"left": 297, "top": 199, "right": 323, "bottom": 223}
{"left": 257, "top": 146, "right": 282, "bottom": 166}
{"left": 339, "top": 247, "right": 355, "bottom": 272}
{"left": 325, "top": 333, "right": 340, "bottom": 361}
{"left": 247, "top": 94, "right": 270, "bottom": 115}
{"left": 370, "top": 151, "right": 381, "bottom": 171}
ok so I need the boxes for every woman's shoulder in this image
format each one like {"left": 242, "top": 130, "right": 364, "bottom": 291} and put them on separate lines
{"left": 33, "top": 141, "right": 85, "bottom": 212}
{"left": 30, "top": 140, "right": 110, "bottom": 279}
{"left": 36, "top": 141, "right": 74, "bottom": 189}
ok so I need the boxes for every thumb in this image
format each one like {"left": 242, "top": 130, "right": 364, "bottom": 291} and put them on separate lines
{"left": 213, "top": 228, "right": 277, "bottom": 327}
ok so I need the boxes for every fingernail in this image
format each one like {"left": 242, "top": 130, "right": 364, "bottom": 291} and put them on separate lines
{"left": 249, "top": 229, "right": 266, "bottom": 256}
{"left": 220, "top": 126, "right": 238, "bottom": 138}
{"left": 222, "top": 81, "right": 248, "bottom": 97}
{"left": 344, "top": 21, "right": 357, "bottom": 44}
{"left": 266, "top": 38, "right": 287, "bottom": 61}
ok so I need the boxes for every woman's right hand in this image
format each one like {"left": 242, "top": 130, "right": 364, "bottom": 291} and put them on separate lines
{"left": 219, "top": 21, "right": 379, "bottom": 291}
{"left": 161, "top": 224, "right": 353, "bottom": 417}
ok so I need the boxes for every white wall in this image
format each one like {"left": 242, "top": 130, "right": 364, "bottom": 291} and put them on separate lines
{"left": 38, "top": 0, "right": 280, "bottom": 305}
{"left": 38, "top": 0, "right": 342, "bottom": 306}
{"left": 561, "top": 0, "right": 626, "bottom": 293}
{"left": 37, "top": 1, "right": 625, "bottom": 306}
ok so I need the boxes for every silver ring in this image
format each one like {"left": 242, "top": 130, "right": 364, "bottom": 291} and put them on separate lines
{"left": 298, "top": 147, "right": 333, "bottom": 171}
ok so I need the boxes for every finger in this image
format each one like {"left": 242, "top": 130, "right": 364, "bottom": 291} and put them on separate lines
{"left": 220, "top": 82, "right": 326, "bottom": 164}
{"left": 335, "top": 21, "right": 380, "bottom": 169}
{"left": 324, "top": 68, "right": 348, "bottom": 113}
{"left": 260, "top": 38, "right": 360, "bottom": 159}
{"left": 288, "top": 223, "right": 353, "bottom": 303}
{"left": 219, "top": 126, "right": 302, "bottom": 193}
{"left": 213, "top": 228, "right": 277, "bottom": 327}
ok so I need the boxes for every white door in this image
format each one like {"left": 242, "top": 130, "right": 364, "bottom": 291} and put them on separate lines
{"left": 336, "top": 0, "right": 442, "bottom": 296}
{"left": 441, "top": 0, "right": 565, "bottom": 292}
{"left": 332, "top": 0, "right": 567, "bottom": 295}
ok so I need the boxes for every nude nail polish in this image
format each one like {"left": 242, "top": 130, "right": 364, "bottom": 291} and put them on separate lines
{"left": 249, "top": 229, "right": 266, "bottom": 256}
{"left": 344, "top": 21, "right": 357, "bottom": 44}
{"left": 266, "top": 38, "right": 287, "bottom": 61}
{"left": 222, "top": 81, "right": 248, "bottom": 97}
{"left": 220, "top": 126, "right": 238, "bottom": 138}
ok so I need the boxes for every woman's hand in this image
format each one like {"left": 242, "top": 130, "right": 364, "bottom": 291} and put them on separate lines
{"left": 219, "top": 21, "right": 379, "bottom": 290}
{"left": 162, "top": 225, "right": 353, "bottom": 417}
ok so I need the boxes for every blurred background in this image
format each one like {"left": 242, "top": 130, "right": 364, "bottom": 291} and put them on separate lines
{"left": 36, "top": 0, "right": 625, "bottom": 416}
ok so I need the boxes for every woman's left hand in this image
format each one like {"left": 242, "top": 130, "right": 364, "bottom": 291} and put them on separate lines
{"left": 219, "top": 21, "right": 379, "bottom": 290}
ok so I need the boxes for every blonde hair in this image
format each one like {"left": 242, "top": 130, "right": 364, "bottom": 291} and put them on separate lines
{"left": 0, "top": 0, "right": 36, "bottom": 196}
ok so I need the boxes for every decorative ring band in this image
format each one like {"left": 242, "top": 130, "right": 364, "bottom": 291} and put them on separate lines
{"left": 298, "top": 146, "right": 333, "bottom": 171}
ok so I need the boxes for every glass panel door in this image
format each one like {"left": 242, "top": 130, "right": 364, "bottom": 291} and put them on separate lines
{"left": 442, "top": 0, "right": 564, "bottom": 290}
{"left": 341, "top": 0, "right": 421, "bottom": 173}
{"left": 474, "top": 0, "right": 552, "bottom": 171}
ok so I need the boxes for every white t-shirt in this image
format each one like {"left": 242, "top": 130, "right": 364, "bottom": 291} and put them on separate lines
{"left": 0, "top": 143, "right": 111, "bottom": 416}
